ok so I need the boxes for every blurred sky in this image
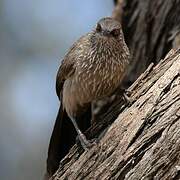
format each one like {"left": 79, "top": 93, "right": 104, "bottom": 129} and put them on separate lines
{"left": 0, "top": 0, "right": 113, "bottom": 179}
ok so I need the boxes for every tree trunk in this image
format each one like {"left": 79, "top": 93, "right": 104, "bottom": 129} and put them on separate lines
{"left": 50, "top": 1, "right": 180, "bottom": 179}
{"left": 120, "top": 0, "right": 180, "bottom": 87}
{"left": 51, "top": 48, "right": 180, "bottom": 180}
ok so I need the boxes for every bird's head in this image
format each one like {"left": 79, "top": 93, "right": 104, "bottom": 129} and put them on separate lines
{"left": 95, "top": 17, "right": 122, "bottom": 40}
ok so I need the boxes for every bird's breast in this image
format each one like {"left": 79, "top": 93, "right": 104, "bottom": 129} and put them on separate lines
{"left": 73, "top": 54, "right": 128, "bottom": 104}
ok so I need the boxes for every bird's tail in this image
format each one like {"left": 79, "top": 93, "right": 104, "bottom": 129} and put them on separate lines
{"left": 46, "top": 103, "right": 76, "bottom": 177}
{"left": 45, "top": 103, "right": 92, "bottom": 179}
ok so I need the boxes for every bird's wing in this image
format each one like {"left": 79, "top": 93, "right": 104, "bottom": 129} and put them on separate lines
{"left": 56, "top": 38, "right": 80, "bottom": 99}
{"left": 56, "top": 33, "right": 91, "bottom": 99}
{"left": 56, "top": 58, "right": 75, "bottom": 99}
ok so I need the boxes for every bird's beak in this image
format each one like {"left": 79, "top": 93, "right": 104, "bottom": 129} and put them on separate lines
{"left": 102, "top": 30, "right": 111, "bottom": 36}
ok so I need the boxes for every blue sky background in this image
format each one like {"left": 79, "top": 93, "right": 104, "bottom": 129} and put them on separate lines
{"left": 0, "top": 1, "right": 113, "bottom": 179}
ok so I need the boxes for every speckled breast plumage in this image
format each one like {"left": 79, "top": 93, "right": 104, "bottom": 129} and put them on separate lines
{"left": 67, "top": 32, "right": 130, "bottom": 106}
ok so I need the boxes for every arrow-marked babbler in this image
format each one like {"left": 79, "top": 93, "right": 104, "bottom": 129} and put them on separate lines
{"left": 45, "top": 17, "right": 130, "bottom": 178}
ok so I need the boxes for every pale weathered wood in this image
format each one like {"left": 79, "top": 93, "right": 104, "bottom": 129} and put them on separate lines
{"left": 51, "top": 49, "right": 180, "bottom": 180}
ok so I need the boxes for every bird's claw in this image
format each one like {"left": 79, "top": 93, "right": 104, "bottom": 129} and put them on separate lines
{"left": 76, "top": 135, "right": 97, "bottom": 151}
{"left": 122, "top": 90, "right": 134, "bottom": 105}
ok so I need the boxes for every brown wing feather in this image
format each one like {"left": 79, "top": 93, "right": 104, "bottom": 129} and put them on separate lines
{"left": 55, "top": 33, "right": 90, "bottom": 99}
{"left": 56, "top": 61, "right": 75, "bottom": 99}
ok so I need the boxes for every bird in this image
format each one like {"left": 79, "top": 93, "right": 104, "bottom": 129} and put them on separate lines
{"left": 45, "top": 17, "right": 130, "bottom": 178}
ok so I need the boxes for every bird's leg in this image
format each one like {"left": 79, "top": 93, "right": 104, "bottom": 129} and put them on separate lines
{"left": 70, "top": 117, "right": 91, "bottom": 150}
{"left": 91, "top": 102, "right": 97, "bottom": 125}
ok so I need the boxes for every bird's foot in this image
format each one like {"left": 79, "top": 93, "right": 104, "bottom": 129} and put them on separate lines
{"left": 79, "top": 134, "right": 92, "bottom": 151}
{"left": 78, "top": 132, "right": 93, "bottom": 150}
{"left": 122, "top": 89, "right": 134, "bottom": 105}
{"left": 76, "top": 133, "right": 97, "bottom": 151}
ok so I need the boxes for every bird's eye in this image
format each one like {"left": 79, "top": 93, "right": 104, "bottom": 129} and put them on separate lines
{"left": 111, "top": 29, "right": 120, "bottom": 37}
{"left": 96, "top": 23, "right": 102, "bottom": 32}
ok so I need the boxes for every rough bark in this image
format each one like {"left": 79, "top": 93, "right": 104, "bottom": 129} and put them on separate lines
{"left": 119, "top": 0, "right": 180, "bottom": 87}
{"left": 51, "top": 49, "right": 180, "bottom": 180}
